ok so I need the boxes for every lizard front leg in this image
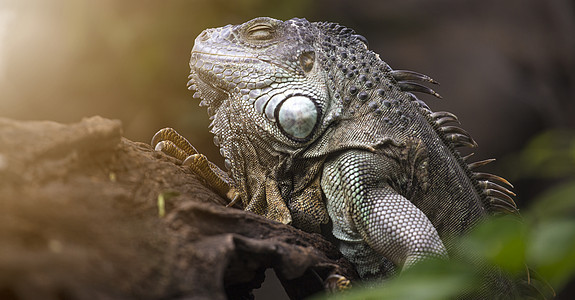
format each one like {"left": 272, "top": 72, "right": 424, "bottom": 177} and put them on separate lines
{"left": 151, "top": 128, "right": 239, "bottom": 206}
{"left": 322, "top": 149, "right": 448, "bottom": 274}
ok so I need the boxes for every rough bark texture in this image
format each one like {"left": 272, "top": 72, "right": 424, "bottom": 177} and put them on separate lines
{"left": 0, "top": 116, "right": 357, "bottom": 300}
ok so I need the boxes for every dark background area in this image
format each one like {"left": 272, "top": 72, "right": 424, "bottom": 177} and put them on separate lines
{"left": 0, "top": 0, "right": 573, "bottom": 298}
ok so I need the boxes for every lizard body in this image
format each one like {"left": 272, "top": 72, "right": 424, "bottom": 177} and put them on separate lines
{"left": 154, "top": 17, "right": 549, "bottom": 298}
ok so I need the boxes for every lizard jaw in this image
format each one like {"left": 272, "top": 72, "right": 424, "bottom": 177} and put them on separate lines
{"left": 186, "top": 71, "right": 229, "bottom": 109}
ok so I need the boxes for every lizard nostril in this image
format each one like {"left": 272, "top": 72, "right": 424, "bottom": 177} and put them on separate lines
{"left": 198, "top": 30, "right": 211, "bottom": 42}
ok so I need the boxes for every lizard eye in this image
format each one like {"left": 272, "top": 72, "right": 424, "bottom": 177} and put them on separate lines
{"left": 299, "top": 51, "right": 315, "bottom": 73}
{"left": 246, "top": 23, "right": 275, "bottom": 40}
{"left": 276, "top": 96, "right": 318, "bottom": 141}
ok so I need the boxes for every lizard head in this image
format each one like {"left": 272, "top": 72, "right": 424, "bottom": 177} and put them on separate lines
{"left": 188, "top": 17, "right": 336, "bottom": 145}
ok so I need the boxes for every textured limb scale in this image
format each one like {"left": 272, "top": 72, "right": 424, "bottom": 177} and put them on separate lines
{"left": 322, "top": 150, "right": 448, "bottom": 275}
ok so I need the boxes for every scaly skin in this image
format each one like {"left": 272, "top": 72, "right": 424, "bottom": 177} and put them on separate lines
{"left": 152, "top": 17, "right": 550, "bottom": 298}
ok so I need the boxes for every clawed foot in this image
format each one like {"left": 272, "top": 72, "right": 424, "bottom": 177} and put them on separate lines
{"left": 151, "top": 127, "right": 240, "bottom": 207}
{"left": 325, "top": 274, "right": 352, "bottom": 293}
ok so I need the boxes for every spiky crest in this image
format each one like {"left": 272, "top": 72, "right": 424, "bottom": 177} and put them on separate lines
{"left": 394, "top": 69, "right": 518, "bottom": 215}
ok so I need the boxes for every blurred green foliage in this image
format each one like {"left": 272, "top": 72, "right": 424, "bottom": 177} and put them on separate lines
{"left": 506, "top": 131, "right": 575, "bottom": 180}
{"left": 315, "top": 131, "right": 575, "bottom": 299}
{"left": 524, "top": 130, "right": 575, "bottom": 292}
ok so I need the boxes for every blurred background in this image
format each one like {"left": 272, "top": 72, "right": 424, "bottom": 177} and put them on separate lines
{"left": 0, "top": 0, "right": 573, "bottom": 298}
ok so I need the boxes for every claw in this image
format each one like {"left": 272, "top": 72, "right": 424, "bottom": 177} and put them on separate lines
{"left": 325, "top": 274, "right": 351, "bottom": 292}
{"left": 154, "top": 140, "right": 189, "bottom": 162}
{"left": 151, "top": 128, "right": 198, "bottom": 157}
{"left": 226, "top": 190, "right": 241, "bottom": 208}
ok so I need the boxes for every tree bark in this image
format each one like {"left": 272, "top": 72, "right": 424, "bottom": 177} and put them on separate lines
{"left": 0, "top": 116, "right": 357, "bottom": 300}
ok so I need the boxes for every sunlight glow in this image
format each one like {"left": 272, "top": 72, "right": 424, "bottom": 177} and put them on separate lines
{"left": 0, "top": 9, "right": 15, "bottom": 81}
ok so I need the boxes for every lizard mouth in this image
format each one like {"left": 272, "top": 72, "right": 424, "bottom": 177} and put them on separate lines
{"left": 190, "top": 51, "right": 264, "bottom": 66}
{"left": 190, "top": 51, "right": 277, "bottom": 86}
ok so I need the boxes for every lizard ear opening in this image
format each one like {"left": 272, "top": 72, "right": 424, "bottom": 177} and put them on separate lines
{"left": 276, "top": 95, "right": 319, "bottom": 141}
{"left": 299, "top": 51, "right": 315, "bottom": 74}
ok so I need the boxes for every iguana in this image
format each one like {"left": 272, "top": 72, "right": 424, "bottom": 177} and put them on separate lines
{"left": 152, "top": 17, "right": 551, "bottom": 298}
